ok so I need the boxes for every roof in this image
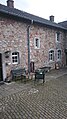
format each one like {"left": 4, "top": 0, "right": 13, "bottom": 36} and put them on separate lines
{"left": 0, "top": 3, "right": 67, "bottom": 31}
{"left": 58, "top": 21, "right": 67, "bottom": 28}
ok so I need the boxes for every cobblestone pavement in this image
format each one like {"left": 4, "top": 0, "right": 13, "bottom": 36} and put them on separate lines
{"left": 45, "top": 67, "right": 67, "bottom": 81}
{"left": 0, "top": 68, "right": 67, "bottom": 119}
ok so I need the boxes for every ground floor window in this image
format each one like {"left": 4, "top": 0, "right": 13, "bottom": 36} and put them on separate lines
{"left": 57, "top": 49, "right": 61, "bottom": 60}
{"left": 12, "top": 52, "right": 19, "bottom": 64}
{"left": 49, "top": 50, "right": 54, "bottom": 61}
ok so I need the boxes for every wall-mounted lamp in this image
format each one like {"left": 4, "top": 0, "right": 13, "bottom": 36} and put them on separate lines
{"left": 4, "top": 51, "right": 10, "bottom": 58}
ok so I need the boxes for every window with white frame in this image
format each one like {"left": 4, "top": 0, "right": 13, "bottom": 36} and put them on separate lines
{"left": 49, "top": 50, "right": 54, "bottom": 61}
{"left": 34, "top": 38, "right": 40, "bottom": 49}
{"left": 12, "top": 52, "right": 19, "bottom": 64}
{"left": 57, "top": 50, "right": 61, "bottom": 60}
{"left": 56, "top": 32, "right": 60, "bottom": 42}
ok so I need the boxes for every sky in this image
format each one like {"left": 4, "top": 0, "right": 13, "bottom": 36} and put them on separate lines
{"left": 0, "top": 0, "right": 67, "bottom": 23}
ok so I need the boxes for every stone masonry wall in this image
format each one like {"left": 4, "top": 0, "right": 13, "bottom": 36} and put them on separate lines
{"left": 0, "top": 16, "right": 28, "bottom": 75}
{"left": 29, "top": 25, "right": 66, "bottom": 69}
{"left": 0, "top": 16, "right": 66, "bottom": 78}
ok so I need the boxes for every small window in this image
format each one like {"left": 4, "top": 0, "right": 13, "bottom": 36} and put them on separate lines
{"left": 57, "top": 50, "right": 61, "bottom": 60}
{"left": 12, "top": 52, "right": 19, "bottom": 64}
{"left": 56, "top": 32, "right": 60, "bottom": 42}
{"left": 34, "top": 38, "right": 40, "bottom": 49}
{"left": 49, "top": 50, "right": 54, "bottom": 61}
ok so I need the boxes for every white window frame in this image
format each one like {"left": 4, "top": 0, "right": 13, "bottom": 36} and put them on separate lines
{"left": 34, "top": 37, "right": 40, "bottom": 49}
{"left": 56, "top": 32, "right": 60, "bottom": 42}
{"left": 57, "top": 49, "right": 61, "bottom": 61}
{"left": 12, "top": 52, "right": 19, "bottom": 64}
{"left": 49, "top": 49, "right": 54, "bottom": 61}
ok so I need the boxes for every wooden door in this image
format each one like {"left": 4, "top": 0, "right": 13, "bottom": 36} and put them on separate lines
{"left": 66, "top": 53, "right": 67, "bottom": 65}
{"left": 0, "top": 54, "right": 3, "bottom": 81}
{"left": 30, "top": 62, "right": 34, "bottom": 73}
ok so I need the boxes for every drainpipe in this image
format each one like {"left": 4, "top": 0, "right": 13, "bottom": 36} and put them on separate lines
{"left": 27, "top": 20, "right": 33, "bottom": 76}
{"left": 27, "top": 25, "right": 30, "bottom": 75}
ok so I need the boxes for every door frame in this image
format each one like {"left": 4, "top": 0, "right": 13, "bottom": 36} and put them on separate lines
{"left": 65, "top": 52, "right": 67, "bottom": 65}
{"left": 0, "top": 53, "right": 6, "bottom": 81}
{"left": 0, "top": 53, "right": 3, "bottom": 81}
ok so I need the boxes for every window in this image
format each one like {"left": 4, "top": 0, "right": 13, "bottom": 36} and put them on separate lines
{"left": 57, "top": 50, "right": 61, "bottom": 60}
{"left": 49, "top": 50, "right": 54, "bottom": 61}
{"left": 34, "top": 38, "right": 40, "bottom": 49}
{"left": 12, "top": 52, "right": 19, "bottom": 64}
{"left": 56, "top": 32, "right": 60, "bottom": 42}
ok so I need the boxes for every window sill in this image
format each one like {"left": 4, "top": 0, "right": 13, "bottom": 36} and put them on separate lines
{"left": 56, "top": 59, "right": 61, "bottom": 62}
{"left": 56, "top": 41, "right": 61, "bottom": 43}
{"left": 34, "top": 47, "right": 40, "bottom": 49}
{"left": 12, "top": 62, "right": 18, "bottom": 65}
{"left": 49, "top": 60, "right": 54, "bottom": 63}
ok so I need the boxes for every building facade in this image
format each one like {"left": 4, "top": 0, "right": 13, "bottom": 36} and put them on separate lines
{"left": 0, "top": 0, "right": 67, "bottom": 81}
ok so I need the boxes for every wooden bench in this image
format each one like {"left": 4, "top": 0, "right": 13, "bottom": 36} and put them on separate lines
{"left": 11, "top": 68, "right": 26, "bottom": 82}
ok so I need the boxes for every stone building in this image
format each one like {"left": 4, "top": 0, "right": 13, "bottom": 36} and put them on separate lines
{"left": 0, "top": 0, "right": 67, "bottom": 81}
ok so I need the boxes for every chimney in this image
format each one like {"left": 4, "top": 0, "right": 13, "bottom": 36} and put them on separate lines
{"left": 49, "top": 15, "right": 54, "bottom": 22}
{"left": 7, "top": 0, "right": 14, "bottom": 8}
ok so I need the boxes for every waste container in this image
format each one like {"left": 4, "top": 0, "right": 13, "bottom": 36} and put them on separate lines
{"left": 35, "top": 68, "right": 45, "bottom": 83}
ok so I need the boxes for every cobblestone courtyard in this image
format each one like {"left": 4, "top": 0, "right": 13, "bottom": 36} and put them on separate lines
{"left": 0, "top": 68, "right": 67, "bottom": 119}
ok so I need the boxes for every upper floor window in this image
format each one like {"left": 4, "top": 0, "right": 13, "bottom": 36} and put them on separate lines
{"left": 49, "top": 50, "right": 54, "bottom": 61}
{"left": 34, "top": 38, "right": 40, "bottom": 49}
{"left": 57, "top": 50, "right": 61, "bottom": 60}
{"left": 56, "top": 32, "right": 60, "bottom": 42}
{"left": 12, "top": 52, "right": 19, "bottom": 64}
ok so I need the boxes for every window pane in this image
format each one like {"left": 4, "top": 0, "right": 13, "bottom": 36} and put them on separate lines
{"left": 12, "top": 52, "right": 14, "bottom": 55}
{"left": 12, "top": 59, "right": 14, "bottom": 62}
{"left": 15, "top": 52, "right": 17, "bottom": 55}
{"left": 15, "top": 59, "right": 17, "bottom": 62}
{"left": 12, "top": 57, "right": 14, "bottom": 59}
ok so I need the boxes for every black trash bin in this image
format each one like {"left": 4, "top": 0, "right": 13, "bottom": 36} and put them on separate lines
{"left": 35, "top": 68, "right": 45, "bottom": 83}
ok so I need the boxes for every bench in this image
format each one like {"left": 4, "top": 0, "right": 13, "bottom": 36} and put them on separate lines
{"left": 11, "top": 68, "right": 26, "bottom": 82}
{"left": 34, "top": 68, "right": 45, "bottom": 83}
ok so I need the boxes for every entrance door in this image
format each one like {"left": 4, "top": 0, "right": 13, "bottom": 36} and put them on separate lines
{"left": 0, "top": 53, "right": 3, "bottom": 81}
{"left": 66, "top": 52, "right": 67, "bottom": 65}
{"left": 30, "top": 62, "right": 34, "bottom": 73}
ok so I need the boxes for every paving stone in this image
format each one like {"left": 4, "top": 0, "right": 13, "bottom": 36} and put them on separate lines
{"left": 0, "top": 68, "right": 67, "bottom": 119}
